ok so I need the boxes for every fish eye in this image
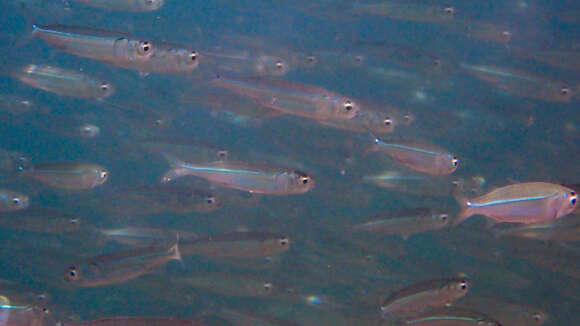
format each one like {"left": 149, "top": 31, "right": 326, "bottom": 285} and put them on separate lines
{"left": 561, "top": 86, "right": 570, "bottom": 95}
{"left": 433, "top": 59, "right": 441, "bottom": 66}
{"left": 69, "top": 218, "right": 79, "bottom": 225}
{"left": 299, "top": 176, "right": 310, "bottom": 185}
{"left": 439, "top": 214, "right": 448, "bottom": 221}
{"left": 278, "top": 237, "right": 289, "bottom": 246}
{"left": 570, "top": 192, "right": 577, "bottom": 205}
{"left": 100, "top": 82, "right": 110, "bottom": 92}
{"left": 384, "top": 117, "right": 392, "bottom": 126}
{"left": 138, "top": 41, "right": 152, "bottom": 55}
{"left": 67, "top": 266, "right": 79, "bottom": 280}
{"left": 99, "top": 169, "right": 108, "bottom": 179}
{"left": 217, "top": 150, "right": 228, "bottom": 158}
{"left": 275, "top": 61, "right": 284, "bottom": 69}
{"left": 344, "top": 100, "right": 353, "bottom": 111}
{"left": 444, "top": 7, "right": 455, "bottom": 15}
{"left": 205, "top": 196, "right": 215, "bottom": 204}
{"left": 307, "top": 55, "right": 316, "bottom": 63}
{"left": 263, "top": 281, "right": 273, "bottom": 290}
{"left": 532, "top": 313, "right": 543, "bottom": 322}
{"left": 458, "top": 280, "right": 468, "bottom": 290}
{"left": 189, "top": 51, "right": 197, "bottom": 62}
{"left": 451, "top": 156, "right": 459, "bottom": 166}
{"left": 12, "top": 197, "right": 20, "bottom": 205}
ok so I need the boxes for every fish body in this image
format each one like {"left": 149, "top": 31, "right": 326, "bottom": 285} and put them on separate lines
{"left": 14, "top": 64, "right": 114, "bottom": 99}
{"left": 353, "top": 2, "right": 455, "bottom": 23}
{"left": 454, "top": 182, "right": 577, "bottom": 226}
{"left": 318, "top": 109, "right": 396, "bottom": 133}
{"left": 211, "top": 76, "right": 359, "bottom": 120}
{"left": 204, "top": 50, "right": 289, "bottom": 77}
{"left": 352, "top": 208, "right": 450, "bottom": 239}
{"left": 65, "top": 241, "right": 181, "bottom": 287}
{"left": 494, "top": 217, "right": 580, "bottom": 241}
{"left": 372, "top": 137, "right": 458, "bottom": 175}
{"left": 0, "top": 189, "right": 29, "bottom": 212}
{"left": 71, "top": 0, "right": 164, "bottom": 12}
{"left": 461, "top": 63, "right": 574, "bottom": 102}
{"left": 181, "top": 232, "right": 290, "bottom": 258}
{"left": 32, "top": 24, "right": 198, "bottom": 74}
{"left": 405, "top": 308, "right": 501, "bottom": 325}
{"left": 161, "top": 154, "right": 313, "bottom": 195}
{"left": 0, "top": 305, "right": 45, "bottom": 326}
{"left": 381, "top": 278, "right": 469, "bottom": 320}
{"left": 20, "top": 162, "right": 108, "bottom": 190}
{"left": 363, "top": 171, "right": 462, "bottom": 196}
{"left": 62, "top": 317, "right": 204, "bottom": 326}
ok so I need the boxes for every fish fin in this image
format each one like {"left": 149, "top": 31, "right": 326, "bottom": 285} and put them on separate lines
{"left": 169, "top": 233, "right": 184, "bottom": 267}
{"left": 451, "top": 189, "right": 472, "bottom": 226}
{"left": 138, "top": 72, "right": 150, "bottom": 78}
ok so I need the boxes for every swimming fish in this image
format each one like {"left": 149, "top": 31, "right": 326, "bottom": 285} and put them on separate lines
{"left": 211, "top": 75, "right": 359, "bottom": 121}
{"left": 61, "top": 317, "right": 205, "bottom": 326}
{"left": 180, "top": 231, "right": 290, "bottom": 258}
{"left": 381, "top": 278, "right": 470, "bottom": 320}
{"left": 19, "top": 162, "right": 108, "bottom": 190}
{"left": 161, "top": 154, "right": 314, "bottom": 195}
{"left": 203, "top": 49, "right": 290, "bottom": 77}
{"left": 370, "top": 135, "right": 458, "bottom": 175}
{"left": 0, "top": 189, "right": 29, "bottom": 212}
{"left": 65, "top": 239, "right": 181, "bottom": 287}
{"left": 353, "top": 2, "right": 455, "bottom": 24}
{"left": 13, "top": 64, "right": 114, "bottom": 99}
{"left": 32, "top": 24, "right": 198, "bottom": 74}
{"left": 494, "top": 217, "right": 580, "bottom": 241}
{"left": 352, "top": 208, "right": 450, "bottom": 239}
{"left": 453, "top": 182, "right": 577, "bottom": 226}
{"left": 0, "top": 304, "right": 46, "bottom": 326}
{"left": 404, "top": 307, "right": 502, "bottom": 326}
{"left": 71, "top": 0, "right": 164, "bottom": 12}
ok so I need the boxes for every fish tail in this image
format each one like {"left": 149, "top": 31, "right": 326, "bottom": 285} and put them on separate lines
{"left": 160, "top": 152, "right": 189, "bottom": 183}
{"left": 169, "top": 233, "right": 183, "bottom": 265}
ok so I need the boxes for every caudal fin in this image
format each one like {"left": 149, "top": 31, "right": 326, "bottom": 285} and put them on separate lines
{"left": 160, "top": 152, "right": 188, "bottom": 183}
{"left": 451, "top": 188, "right": 472, "bottom": 226}
{"left": 168, "top": 233, "right": 183, "bottom": 266}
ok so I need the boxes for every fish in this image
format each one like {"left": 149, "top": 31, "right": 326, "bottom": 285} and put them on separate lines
{"left": 0, "top": 208, "right": 82, "bottom": 234}
{"left": 32, "top": 24, "right": 198, "bottom": 74}
{"left": 380, "top": 278, "right": 470, "bottom": 320}
{"left": 460, "top": 295, "right": 547, "bottom": 326}
{"left": 13, "top": 64, "right": 114, "bottom": 99}
{"left": 352, "top": 208, "right": 450, "bottom": 239}
{"left": 370, "top": 135, "right": 458, "bottom": 175}
{"left": 404, "top": 307, "right": 501, "bottom": 325}
{"left": 0, "top": 189, "right": 29, "bottom": 212}
{"left": 453, "top": 182, "right": 577, "bottom": 226}
{"left": 175, "top": 273, "right": 291, "bottom": 298}
{"left": 460, "top": 63, "right": 576, "bottom": 103}
{"left": 318, "top": 109, "right": 396, "bottom": 134}
{"left": 70, "top": 0, "right": 164, "bottom": 12}
{"left": 494, "top": 216, "right": 580, "bottom": 241}
{"left": 0, "top": 304, "right": 46, "bottom": 326}
{"left": 65, "top": 239, "right": 181, "bottom": 287}
{"left": 354, "top": 41, "right": 445, "bottom": 73}
{"left": 211, "top": 75, "right": 359, "bottom": 121}
{"left": 161, "top": 154, "right": 314, "bottom": 195}
{"left": 61, "top": 317, "right": 205, "bottom": 326}
{"left": 353, "top": 2, "right": 455, "bottom": 24}
{"left": 180, "top": 231, "right": 290, "bottom": 258}
{"left": 19, "top": 162, "right": 108, "bottom": 190}
{"left": 203, "top": 49, "right": 290, "bottom": 77}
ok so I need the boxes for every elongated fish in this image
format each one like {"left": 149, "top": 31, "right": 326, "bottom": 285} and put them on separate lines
{"left": 14, "top": 64, "right": 114, "bottom": 99}
{"left": 381, "top": 278, "right": 470, "bottom": 320}
{"left": 318, "top": 109, "right": 396, "bottom": 134}
{"left": 0, "top": 189, "right": 29, "bottom": 212}
{"left": 211, "top": 75, "right": 359, "bottom": 121}
{"left": 19, "top": 162, "right": 108, "bottom": 190}
{"left": 353, "top": 2, "right": 455, "bottom": 24}
{"left": 0, "top": 304, "right": 46, "bottom": 326}
{"left": 494, "top": 217, "right": 580, "bottom": 241}
{"left": 65, "top": 240, "right": 181, "bottom": 287}
{"left": 352, "top": 208, "right": 450, "bottom": 239}
{"left": 461, "top": 63, "right": 575, "bottom": 103}
{"left": 161, "top": 154, "right": 313, "bottom": 195}
{"left": 62, "top": 317, "right": 205, "bottom": 326}
{"left": 371, "top": 135, "right": 458, "bottom": 175}
{"left": 405, "top": 307, "right": 501, "bottom": 325}
{"left": 453, "top": 182, "right": 577, "bottom": 226}
{"left": 203, "top": 49, "right": 290, "bottom": 77}
{"left": 32, "top": 24, "right": 198, "bottom": 74}
{"left": 71, "top": 0, "right": 164, "bottom": 12}
{"left": 180, "top": 231, "right": 290, "bottom": 258}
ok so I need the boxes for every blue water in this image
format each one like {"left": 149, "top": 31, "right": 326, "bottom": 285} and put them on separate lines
{"left": 0, "top": 0, "right": 579, "bottom": 325}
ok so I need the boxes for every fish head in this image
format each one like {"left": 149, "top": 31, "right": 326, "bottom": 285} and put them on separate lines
{"left": 557, "top": 190, "right": 577, "bottom": 217}
{"left": 444, "top": 278, "right": 470, "bottom": 298}
{"left": 529, "top": 311, "right": 548, "bottom": 325}
{"left": 165, "top": 48, "right": 199, "bottom": 72}
{"left": 364, "top": 111, "right": 397, "bottom": 134}
{"left": 78, "top": 124, "right": 101, "bottom": 138}
{"left": 255, "top": 55, "right": 290, "bottom": 76}
{"left": 431, "top": 211, "right": 451, "bottom": 227}
{"left": 287, "top": 170, "right": 315, "bottom": 194}
{"left": 64, "top": 265, "right": 82, "bottom": 284}
{"left": 192, "top": 193, "right": 222, "bottom": 213}
{"left": 435, "top": 153, "right": 459, "bottom": 175}
{"left": 328, "top": 97, "right": 360, "bottom": 120}
{"left": 1, "top": 191, "right": 29, "bottom": 211}
{"left": 97, "top": 81, "right": 115, "bottom": 99}
{"left": 139, "top": 0, "right": 164, "bottom": 11}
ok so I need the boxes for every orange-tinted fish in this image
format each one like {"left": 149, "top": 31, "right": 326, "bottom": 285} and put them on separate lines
{"left": 0, "top": 304, "right": 46, "bottom": 326}
{"left": 211, "top": 75, "right": 359, "bottom": 121}
{"left": 381, "top": 278, "right": 470, "bottom": 321}
{"left": 19, "top": 162, "right": 108, "bottom": 190}
{"left": 13, "top": 64, "right": 114, "bottom": 99}
{"left": 32, "top": 24, "right": 198, "bottom": 74}
{"left": 454, "top": 182, "right": 577, "bottom": 226}
{"left": 65, "top": 240, "right": 181, "bottom": 287}
{"left": 371, "top": 135, "right": 458, "bottom": 175}
{"left": 161, "top": 154, "right": 314, "bottom": 195}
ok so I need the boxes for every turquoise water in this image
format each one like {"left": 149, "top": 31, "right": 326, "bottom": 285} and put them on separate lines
{"left": 0, "top": 1, "right": 579, "bottom": 325}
